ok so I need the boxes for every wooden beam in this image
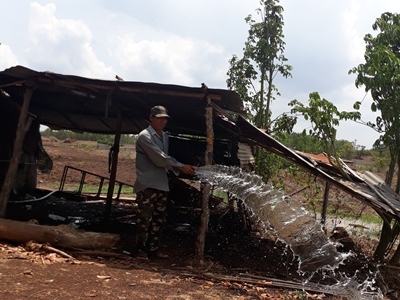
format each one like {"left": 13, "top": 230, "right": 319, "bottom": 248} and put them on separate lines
{"left": 103, "top": 109, "right": 122, "bottom": 220}
{"left": 0, "top": 88, "right": 33, "bottom": 217}
{"left": 35, "top": 76, "right": 223, "bottom": 101}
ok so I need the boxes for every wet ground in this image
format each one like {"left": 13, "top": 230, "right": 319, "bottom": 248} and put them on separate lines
{"left": 5, "top": 191, "right": 399, "bottom": 299}
{"left": 4, "top": 138, "right": 396, "bottom": 299}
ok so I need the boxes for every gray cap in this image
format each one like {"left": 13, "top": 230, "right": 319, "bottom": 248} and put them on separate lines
{"left": 150, "top": 105, "right": 170, "bottom": 118}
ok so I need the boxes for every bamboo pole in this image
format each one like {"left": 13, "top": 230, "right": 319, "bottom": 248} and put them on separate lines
{"left": 0, "top": 88, "right": 33, "bottom": 217}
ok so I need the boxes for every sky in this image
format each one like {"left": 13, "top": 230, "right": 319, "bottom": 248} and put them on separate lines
{"left": 1, "top": 1, "right": 399, "bottom": 149}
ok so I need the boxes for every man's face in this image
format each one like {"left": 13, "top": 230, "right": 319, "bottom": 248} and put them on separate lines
{"left": 150, "top": 115, "right": 168, "bottom": 133}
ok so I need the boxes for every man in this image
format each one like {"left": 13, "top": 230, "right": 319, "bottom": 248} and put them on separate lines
{"left": 134, "top": 105, "right": 196, "bottom": 259}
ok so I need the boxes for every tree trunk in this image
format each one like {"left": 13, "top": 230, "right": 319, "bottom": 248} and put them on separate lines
{"left": 0, "top": 218, "right": 121, "bottom": 250}
{"left": 395, "top": 154, "right": 400, "bottom": 194}
{"left": 374, "top": 214, "right": 393, "bottom": 261}
{"left": 389, "top": 221, "right": 400, "bottom": 264}
{"left": 385, "top": 149, "right": 396, "bottom": 186}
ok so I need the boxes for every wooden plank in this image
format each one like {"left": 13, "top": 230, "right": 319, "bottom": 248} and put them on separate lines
{"left": 0, "top": 88, "right": 33, "bottom": 217}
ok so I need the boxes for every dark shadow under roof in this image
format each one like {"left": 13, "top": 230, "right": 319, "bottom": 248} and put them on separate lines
{"left": 0, "top": 65, "right": 246, "bottom": 138}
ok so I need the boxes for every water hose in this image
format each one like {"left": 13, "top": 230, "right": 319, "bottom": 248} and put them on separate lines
{"left": 8, "top": 190, "right": 59, "bottom": 204}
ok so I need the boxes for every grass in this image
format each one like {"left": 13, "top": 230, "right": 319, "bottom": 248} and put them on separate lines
{"left": 53, "top": 183, "right": 134, "bottom": 197}
{"left": 327, "top": 207, "right": 383, "bottom": 225}
{"left": 212, "top": 189, "right": 228, "bottom": 201}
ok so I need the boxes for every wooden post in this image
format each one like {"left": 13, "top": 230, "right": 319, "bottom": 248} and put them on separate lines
{"left": 204, "top": 100, "right": 214, "bottom": 165}
{"left": 103, "top": 109, "right": 122, "bottom": 221}
{"left": 195, "top": 96, "right": 213, "bottom": 263}
{"left": 321, "top": 136, "right": 336, "bottom": 225}
{"left": 321, "top": 182, "right": 330, "bottom": 225}
{"left": 0, "top": 88, "right": 33, "bottom": 217}
{"left": 195, "top": 181, "right": 211, "bottom": 263}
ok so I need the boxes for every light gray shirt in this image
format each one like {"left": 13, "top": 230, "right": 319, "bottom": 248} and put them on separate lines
{"left": 134, "top": 125, "right": 183, "bottom": 193}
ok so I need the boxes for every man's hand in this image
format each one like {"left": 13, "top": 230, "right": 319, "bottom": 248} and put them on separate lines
{"left": 175, "top": 165, "right": 197, "bottom": 176}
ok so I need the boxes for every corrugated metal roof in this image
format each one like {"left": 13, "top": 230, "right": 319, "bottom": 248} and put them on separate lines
{"left": 235, "top": 115, "right": 400, "bottom": 220}
{"left": 238, "top": 142, "right": 254, "bottom": 170}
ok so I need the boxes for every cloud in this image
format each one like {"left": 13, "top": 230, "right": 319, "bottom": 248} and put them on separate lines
{"left": 21, "top": 2, "right": 231, "bottom": 87}
{"left": 26, "top": 2, "right": 115, "bottom": 79}
{"left": 111, "top": 33, "right": 226, "bottom": 86}
{"left": 0, "top": 44, "right": 19, "bottom": 70}
{"left": 2, "top": 0, "right": 398, "bottom": 148}
{"left": 342, "top": 1, "right": 365, "bottom": 64}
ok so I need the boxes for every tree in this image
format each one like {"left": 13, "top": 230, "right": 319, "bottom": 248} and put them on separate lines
{"left": 289, "top": 92, "right": 360, "bottom": 177}
{"left": 349, "top": 12, "right": 400, "bottom": 192}
{"left": 226, "top": 0, "right": 294, "bottom": 181}
{"left": 349, "top": 12, "right": 400, "bottom": 263}
{"left": 227, "top": 0, "right": 293, "bottom": 131}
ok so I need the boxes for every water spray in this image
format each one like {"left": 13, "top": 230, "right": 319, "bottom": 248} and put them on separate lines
{"left": 195, "top": 165, "right": 384, "bottom": 299}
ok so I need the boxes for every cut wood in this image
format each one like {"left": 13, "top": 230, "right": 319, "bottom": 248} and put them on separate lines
{"left": 25, "top": 241, "right": 76, "bottom": 260}
{"left": 0, "top": 218, "right": 121, "bottom": 250}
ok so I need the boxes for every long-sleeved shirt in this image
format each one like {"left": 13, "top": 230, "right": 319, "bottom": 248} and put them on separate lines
{"left": 134, "top": 125, "right": 183, "bottom": 193}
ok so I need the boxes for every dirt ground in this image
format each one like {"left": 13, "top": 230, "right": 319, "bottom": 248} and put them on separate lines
{"left": 1, "top": 138, "right": 398, "bottom": 299}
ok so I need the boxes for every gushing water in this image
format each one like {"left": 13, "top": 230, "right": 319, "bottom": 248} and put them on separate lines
{"left": 195, "top": 165, "right": 383, "bottom": 300}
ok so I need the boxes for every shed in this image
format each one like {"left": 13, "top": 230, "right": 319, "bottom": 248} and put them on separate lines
{"left": 0, "top": 65, "right": 253, "bottom": 216}
{"left": 1, "top": 65, "right": 400, "bottom": 224}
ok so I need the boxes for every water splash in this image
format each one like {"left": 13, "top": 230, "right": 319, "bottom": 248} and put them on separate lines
{"left": 195, "top": 165, "right": 383, "bottom": 299}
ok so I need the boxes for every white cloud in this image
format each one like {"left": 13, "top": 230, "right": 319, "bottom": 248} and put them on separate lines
{"left": 0, "top": 44, "right": 19, "bottom": 70}
{"left": 342, "top": 1, "right": 365, "bottom": 64}
{"left": 111, "top": 33, "right": 225, "bottom": 86}
{"left": 1, "top": 0, "right": 399, "bottom": 148}
{"left": 26, "top": 2, "right": 114, "bottom": 79}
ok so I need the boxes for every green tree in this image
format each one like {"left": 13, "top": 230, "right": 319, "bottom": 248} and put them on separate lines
{"left": 335, "top": 140, "right": 356, "bottom": 160}
{"left": 289, "top": 92, "right": 360, "bottom": 177}
{"left": 349, "top": 12, "right": 400, "bottom": 192}
{"left": 226, "top": 0, "right": 294, "bottom": 181}
{"left": 227, "top": 0, "right": 293, "bottom": 131}
{"left": 349, "top": 12, "right": 400, "bottom": 264}
{"left": 279, "top": 132, "right": 324, "bottom": 153}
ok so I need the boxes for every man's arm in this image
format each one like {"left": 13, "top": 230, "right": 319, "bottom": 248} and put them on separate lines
{"left": 173, "top": 164, "right": 197, "bottom": 176}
